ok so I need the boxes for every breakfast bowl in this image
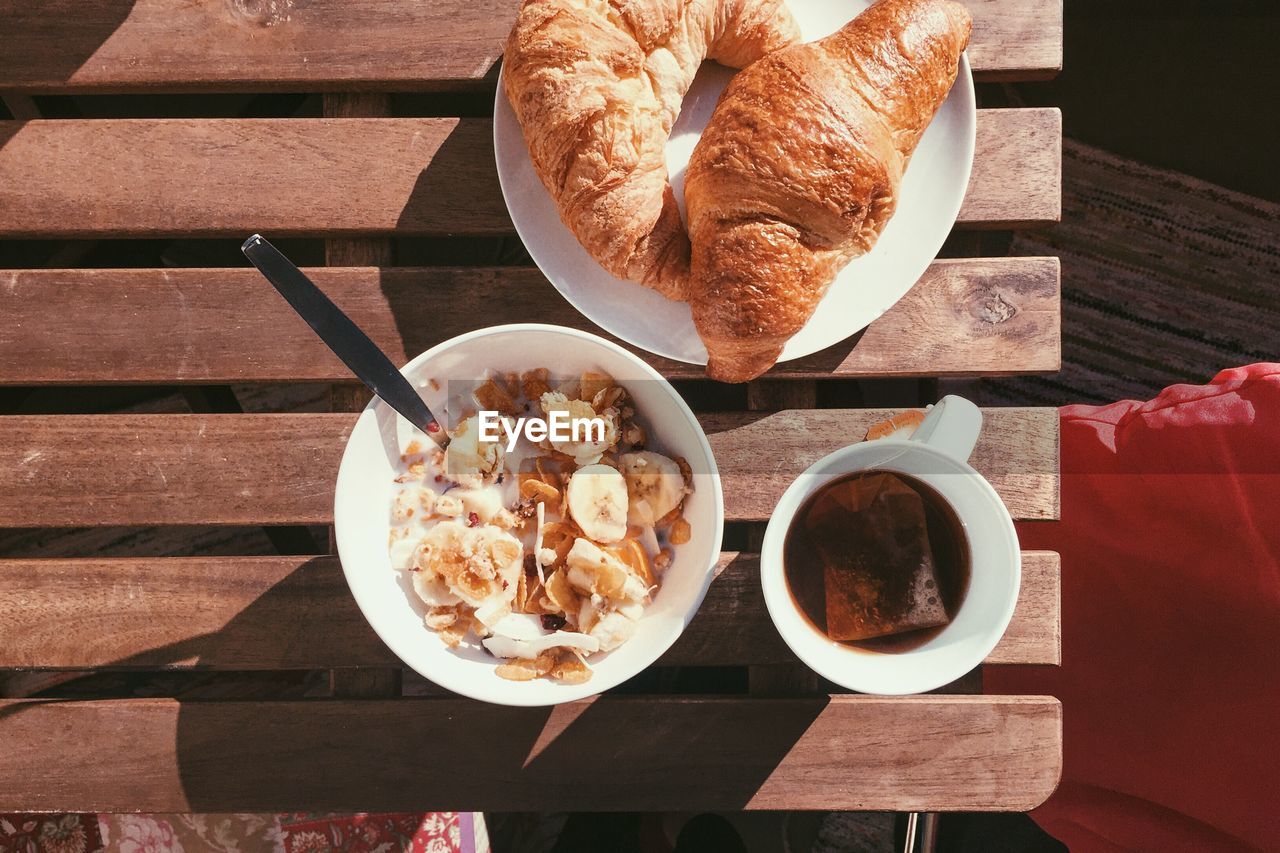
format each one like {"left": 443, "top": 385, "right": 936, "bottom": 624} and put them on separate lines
{"left": 334, "top": 324, "right": 725, "bottom": 706}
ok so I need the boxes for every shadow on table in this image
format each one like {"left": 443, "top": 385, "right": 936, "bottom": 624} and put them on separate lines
{"left": 161, "top": 559, "right": 824, "bottom": 812}
{"left": 0, "top": 123, "right": 20, "bottom": 152}
{"left": 162, "top": 557, "right": 823, "bottom": 811}
{"left": 1, "top": 556, "right": 825, "bottom": 811}
{"left": 392, "top": 116, "right": 510, "bottom": 257}
{"left": 0, "top": 0, "right": 137, "bottom": 90}
{"left": 170, "top": 693, "right": 828, "bottom": 812}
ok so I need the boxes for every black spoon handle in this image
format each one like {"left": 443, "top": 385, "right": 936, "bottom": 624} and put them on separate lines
{"left": 241, "top": 234, "right": 440, "bottom": 438}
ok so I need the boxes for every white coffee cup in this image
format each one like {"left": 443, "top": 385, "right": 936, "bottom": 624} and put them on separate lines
{"left": 760, "top": 396, "right": 1021, "bottom": 695}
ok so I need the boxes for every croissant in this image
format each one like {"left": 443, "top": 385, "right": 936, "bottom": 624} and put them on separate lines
{"left": 685, "top": 0, "right": 972, "bottom": 381}
{"left": 503, "top": 0, "right": 800, "bottom": 301}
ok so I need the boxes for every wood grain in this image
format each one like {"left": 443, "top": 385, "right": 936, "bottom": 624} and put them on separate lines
{"left": 965, "top": 0, "right": 1063, "bottom": 81}
{"left": 321, "top": 93, "right": 396, "bottom": 268}
{"left": 0, "top": 118, "right": 504, "bottom": 238}
{"left": 0, "top": 695, "right": 1061, "bottom": 812}
{"left": 320, "top": 91, "right": 403, "bottom": 700}
{"left": 0, "top": 552, "right": 1061, "bottom": 669}
{"left": 993, "top": 551, "right": 1060, "bottom": 665}
{"left": 0, "top": 259, "right": 1059, "bottom": 384}
{"left": 0, "top": 0, "right": 1062, "bottom": 93}
{"left": 745, "top": 377, "right": 822, "bottom": 695}
{"left": 704, "top": 408, "right": 1058, "bottom": 521}
{"left": 965, "top": 108, "right": 1062, "bottom": 228}
{"left": 0, "top": 410, "right": 1058, "bottom": 527}
{"left": 0, "top": 110, "right": 1060, "bottom": 238}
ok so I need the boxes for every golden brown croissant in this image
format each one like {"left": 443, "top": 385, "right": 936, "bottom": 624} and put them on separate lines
{"left": 685, "top": 0, "right": 971, "bottom": 381}
{"left": 503, "top": 0, "right": 800, "bottom": 300}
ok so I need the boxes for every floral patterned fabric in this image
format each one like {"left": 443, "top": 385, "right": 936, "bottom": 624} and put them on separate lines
{"left": 278, "top": 813, "right": 463, "bottom": 853}
{"left": 99, "top": 814, "right": 283, "bottom": 853}
{"left": 0, "top": 814, "right": 482, "bottom": 853}
{"left": 0, "top": 815, "right": 104, "bottom": 853}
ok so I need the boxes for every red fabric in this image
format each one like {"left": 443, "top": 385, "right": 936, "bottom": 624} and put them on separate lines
{"left": 988, "top": 364, "right": 1280, "bottom": 852}
{"left": 279, "top": 813, "right": 465, "bottom": 853}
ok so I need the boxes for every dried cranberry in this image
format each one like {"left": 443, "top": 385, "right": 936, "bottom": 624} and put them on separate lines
{"left": 434, "top": 474, "right": 445, "bottom": 483}
{"left": 467, "top": 511, "right": 480, "bottom": 527}
{"left": 426, "top": 421, "right": 441, "bottom": 434}
{"left": 540, "top": 614, "right": 567, "bottom": 631}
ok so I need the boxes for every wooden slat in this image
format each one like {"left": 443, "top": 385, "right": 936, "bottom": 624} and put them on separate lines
{"left": 0, "top": 118, "right": 502, "bottom": 239}
{"left": 0, "top": 410, "right": 1058, "bottom": 527}
{"left": 0, "top": 110, "right": 1060, "bottom": 238}
{"left": 0, "top": 0, "right": 1061, "bottom": 93}
{"left": 992, "top": 551, "right": 1059, "bottom": 665}
{"left": 677, "top": 551, "right": 1059, "bottom": 668}
{"left": 0, "top": 551, "right": 1058, "bottom": 669}
{"left": 0, "top": 259, "right": 1061, "bottom": 384}
{"left": 745, "top": 373, "right": 822, "bottom": 695}
{"left": 321, "top": 94, "right": 397, "bottom": 268}
{"left": 964, "top": 0, "right": 1063, "bottom": 81}
{"left": 962, "top": 109, "right": 1062, "bottom": 228}
{"left": 705, "top": 408, "right": 1058, "bottom": 521}
{"left": 319, "top": 93, "right": 406, "bottom": 700}
{"left": 0, "top": 695, "right": 1061, "bottom": 811}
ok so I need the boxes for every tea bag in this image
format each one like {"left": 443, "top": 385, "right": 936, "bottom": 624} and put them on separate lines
{"left": 807, "top": 472, "right": 949, "bottom": 641}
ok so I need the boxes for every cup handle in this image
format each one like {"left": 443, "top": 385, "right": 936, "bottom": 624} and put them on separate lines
{"left": 910, "top": 395, "right": 982, "bottom": 463}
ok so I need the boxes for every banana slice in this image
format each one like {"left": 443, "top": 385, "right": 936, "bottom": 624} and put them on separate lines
{"left": 565, "top": 464, "right": 629, "bottom": 543}
{"left": 411, "top": 567, "right": 462, "bottom": 607}
{"left": 455, "top": 486, "right": 504, "bottom": 524}
{"left": 587, "top": 609, "right": 639, "bottom": 652}
{"left": 389, "top": 531, "right": 421, "bottom": 571}
{"left": 446, "top": 415, "right": 506, "bottom": 487}
{"left": 415, "top": 520, "right": 522, "bottom": 609}
{"left": 540, "top": 391, "right": 618, "bottom": 465}
{"left": 618, "top": 451, "right": 688, "bottom": 526}
{"left": 566, "top": 538, "right": 649, "bottom": 603}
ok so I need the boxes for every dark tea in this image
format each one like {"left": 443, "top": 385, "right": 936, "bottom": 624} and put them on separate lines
{"left": 783, "top": 470, "right": 970, "bottom": 652}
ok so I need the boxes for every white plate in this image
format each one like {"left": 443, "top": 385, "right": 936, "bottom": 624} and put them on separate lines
{"left": 494, "top": 0, "right": 976, "bottom": 367}
{"left": 333, "top": 325, "right": 725, "bottom": 706}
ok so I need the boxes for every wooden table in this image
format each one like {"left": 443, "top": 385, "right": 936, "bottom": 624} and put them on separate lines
{"left": 0, "top": 0, "right": 1063, "bottom": 815}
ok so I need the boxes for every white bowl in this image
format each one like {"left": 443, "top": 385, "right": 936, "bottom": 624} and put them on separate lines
{"left": 334, "top": 324, "right": 725, "bottom": 705}
{"left": 760, "top": 439, "right": 1021, "bottom": 695}
{"left": 494, "top": 0, "right": 976, "bottom": 366}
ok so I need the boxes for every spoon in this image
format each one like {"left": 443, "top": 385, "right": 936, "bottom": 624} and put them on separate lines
{"left": 241, "top": 234, "right": 445, "bottom": 445}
